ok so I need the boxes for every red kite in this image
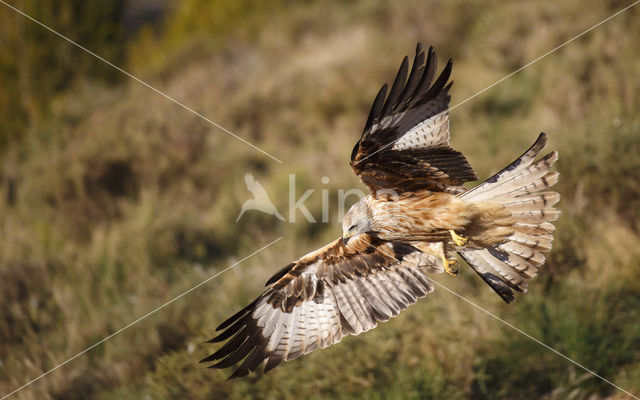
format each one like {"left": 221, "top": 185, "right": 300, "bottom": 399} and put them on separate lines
{"left": 202, "top": 43, "right": 559, "bottom": 378}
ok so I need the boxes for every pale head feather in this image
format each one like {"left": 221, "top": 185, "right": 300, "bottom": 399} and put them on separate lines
{"left": 342, "top": 199, "right": 374, "bottom": 241}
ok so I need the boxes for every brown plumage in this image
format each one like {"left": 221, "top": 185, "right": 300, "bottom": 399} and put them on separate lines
{"left": 202, "top": 43, "right": 560, "bottom": 377}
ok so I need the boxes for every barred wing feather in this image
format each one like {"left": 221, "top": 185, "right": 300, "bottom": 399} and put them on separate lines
{"left": 201, "top": 235, "right": 436, "bottom": 378}
{"left": 350, "top": 43, "right": 477, "bottom": 194}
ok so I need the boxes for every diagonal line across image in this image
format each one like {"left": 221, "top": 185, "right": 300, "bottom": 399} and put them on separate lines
{"left": 1, "top": 0, "right": 639, "bottom": 398}
{"left": 427, "top": 277, "right": 640, "bottom": 400}
{"left": 354, "top": 0, "right": 640, "bottom": 166}
{"left": 0, "top": 237, "right": 283, "bottom": 400}
{"left": 0, "top": 0, "right": 283, "bottom": 164}
{"left": 368, "top": 242, "right": 639, "bottom": 400}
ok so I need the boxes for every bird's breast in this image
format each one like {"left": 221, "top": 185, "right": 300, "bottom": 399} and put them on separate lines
{"left": 369, "top": 192, "right": 473, "bottom": 241}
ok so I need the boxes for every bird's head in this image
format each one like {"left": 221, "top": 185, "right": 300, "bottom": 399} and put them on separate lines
{"left": 342, "top": 199, "right": 373, "bottom": 244}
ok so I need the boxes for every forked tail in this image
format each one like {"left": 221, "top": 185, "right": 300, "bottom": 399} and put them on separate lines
{"left": 457, "top": 133, "right": 559, "bottom": 303}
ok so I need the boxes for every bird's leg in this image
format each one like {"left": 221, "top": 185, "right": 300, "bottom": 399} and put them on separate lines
{"left": 441, "top": 254, "right": 460, "bottom": 276}
{"left": 433, "top": 241, "right": 459, "bottom": 276}
{"left": 427, "top": 242, "right": 460, "bottom": 276}
{"left": 449, "top": 230, "right": 468, "bottom": 247}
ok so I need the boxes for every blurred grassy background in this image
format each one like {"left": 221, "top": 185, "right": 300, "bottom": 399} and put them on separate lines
{"left": 1, "top": 0, "right": 640, "bottom": 398}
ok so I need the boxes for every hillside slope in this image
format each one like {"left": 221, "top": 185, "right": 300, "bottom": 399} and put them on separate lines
{"left": 1, "top": 0, "right": 640, "bottom": 398}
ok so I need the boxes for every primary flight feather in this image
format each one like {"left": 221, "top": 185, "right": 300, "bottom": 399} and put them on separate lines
{"left": 202, "top": 43, "right": 559, "bottom": 378}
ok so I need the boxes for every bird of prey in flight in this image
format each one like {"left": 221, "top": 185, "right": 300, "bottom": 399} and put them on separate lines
{"left": 202, "top": 43, "right": 559, "bottom": 378}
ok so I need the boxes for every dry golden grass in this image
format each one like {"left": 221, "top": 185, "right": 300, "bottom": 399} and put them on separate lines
{"left": 1, "top": 0, "right": 640, "bottom": 399}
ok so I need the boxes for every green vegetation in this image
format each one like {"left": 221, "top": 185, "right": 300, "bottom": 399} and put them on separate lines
{"left": 1, "top": 0, "right": 639, "bottom": 398}
{"left": 0, "top": 1, "right": 127, "bottom": 148}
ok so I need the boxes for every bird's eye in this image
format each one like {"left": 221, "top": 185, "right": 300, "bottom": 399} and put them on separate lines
{"left": 349, "top": 224, "right": 357, "bottom": 231}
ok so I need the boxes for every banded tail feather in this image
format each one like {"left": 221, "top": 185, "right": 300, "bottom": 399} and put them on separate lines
{"left": 458, "top": 133, "right": 559, "bottom": 303}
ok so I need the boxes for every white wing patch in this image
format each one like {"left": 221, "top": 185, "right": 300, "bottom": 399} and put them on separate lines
{"left": 204, "top": 236, "right": 442, "bottom": 377}
{"left": 255, "top": 293, "right": 343, "bottom": 359}
{"left": 245, "top": 263, "right": 435, "bottom": 372}
{"left": 392, "top": 110, "right": 450, "bottom": 151}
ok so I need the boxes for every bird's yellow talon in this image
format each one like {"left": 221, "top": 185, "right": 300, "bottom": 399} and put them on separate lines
{"left": 449, "top": 230, "right": 468, "bottom": 247}
{"left": 442, "top": 256, "right": 460, "bottom": 276}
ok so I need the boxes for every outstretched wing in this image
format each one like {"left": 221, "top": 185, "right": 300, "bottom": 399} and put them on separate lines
{"left": 201, "top": 234, "right": 438, "bottom": 378}
{"left": 350, "top": 43, "right": 477, "bottom": 195}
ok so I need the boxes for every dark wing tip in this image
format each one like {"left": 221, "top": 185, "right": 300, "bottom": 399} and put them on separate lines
{"left": 203, "top": 310, "right": 270, "bottom": 378}
{"left": 379, "top": 56, "right": 410, "bottom": 117}
{"left": 200, "top": 353, "right": 217, "bottom": 363}
{"left": 215, "top": 311, "right": 244, "bottom": 332}
{"left": 265, "top": 263, "right": 296, "bottom": 287}
{"left": 524, "top": 132, "right": 548, "bottom": 159}
{"left": 537, "top": 131, "right": 547, "bottom": 143}
{"left": 480, "top": 272, "right": 516, "bottom": 303}
{"left": 432, "top": 58, "right": 452, "bottom": 93}
{"left": 350, "top": 141, "right": 360, "bottom": 163}
{"left": 458, "top": 252, "right": 516, "bottom": 303}
{"left": 433, "top": 58, "right": 453, "bottom": 90}
{"left": 415, "top": 47, "right": 437, "bottom": 94}
{"left": 362, "top": 83, "right": 389, "bottom": 134}
{"left": 444, "top": 81, "right": 453, "bottom": 94}
{"left": 214, "top": 301, "right": 254, "bottom": 331}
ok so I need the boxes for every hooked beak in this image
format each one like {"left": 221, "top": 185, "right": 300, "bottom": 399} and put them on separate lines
{"left": 342, "top": 232, "right": 352, "bottom": 245}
